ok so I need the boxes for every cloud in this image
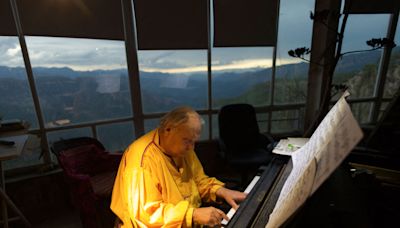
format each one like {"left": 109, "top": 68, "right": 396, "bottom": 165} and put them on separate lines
{"left": 0, "top": 37, "right": 23, "bottom": 66}
{"left": 138, "top": 50, "right": 206, "bottom": 70}
{"left": 23, "top": 36, "right": 128, "bottom": 70}
{"left": 6, "top": 44, "right": 21, "bottom": 57}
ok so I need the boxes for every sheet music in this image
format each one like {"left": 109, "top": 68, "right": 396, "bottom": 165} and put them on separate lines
{"left": 221, "top": 175, "right": 260, "bottom": 226}
{"left": 266, "top": 91, "right": 363, "bottom": 228}
{"left": 266, "top": 147, "right": 316, "bottom": 228}
{"left": 310, "top": 94, "right": 363, "bottom": 193}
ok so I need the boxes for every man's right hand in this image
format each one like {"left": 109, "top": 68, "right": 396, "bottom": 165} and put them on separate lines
{"left": 193, "top": 207, "right": 229, "bottom": 227}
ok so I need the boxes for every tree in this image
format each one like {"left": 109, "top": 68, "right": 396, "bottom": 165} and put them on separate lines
{"left": 288, "top": 8, "right": 396, "bottom": 136}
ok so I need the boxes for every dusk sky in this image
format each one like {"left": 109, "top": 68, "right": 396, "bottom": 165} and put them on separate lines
{"left": 0, "top": 0, "right": 397, "bottom": 73}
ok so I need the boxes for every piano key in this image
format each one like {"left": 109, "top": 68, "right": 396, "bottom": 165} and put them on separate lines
{"left": 221, "top": 175, "right": 261, "bottom": 226}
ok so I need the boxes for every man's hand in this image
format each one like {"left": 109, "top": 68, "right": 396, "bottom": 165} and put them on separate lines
{"left": 193, "top": 207, "right": 229, "bottom": 227}
{"left": 216, "top": 187, "right": 247, "bottom": 210}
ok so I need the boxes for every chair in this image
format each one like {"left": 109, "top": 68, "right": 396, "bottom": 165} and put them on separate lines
{"left": 218, "top": 104, "right": 275, "bottom": 185}
{"left": 51, "top": 137, "right": 122, "bottom": 228}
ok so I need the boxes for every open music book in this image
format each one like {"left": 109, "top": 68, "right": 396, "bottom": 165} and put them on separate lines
{"left": 265, "top": 91, "right": 363, "bottom": 228}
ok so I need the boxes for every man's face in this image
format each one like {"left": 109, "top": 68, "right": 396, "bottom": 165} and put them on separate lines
{"left": 163, "top": 116, "right": 201, "bottom": 157}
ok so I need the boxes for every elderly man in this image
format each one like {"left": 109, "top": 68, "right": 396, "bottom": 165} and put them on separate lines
{"left": 111, "top": 106, "right": 246, "bottom": 227}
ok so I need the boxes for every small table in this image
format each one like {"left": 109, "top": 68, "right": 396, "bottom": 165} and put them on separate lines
{"left": 0, "top": 135, "right": 31, "bottom": 227}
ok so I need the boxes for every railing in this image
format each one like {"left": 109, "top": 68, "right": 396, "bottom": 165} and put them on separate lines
{"left": 5, "top": 95, "right": 394, "bottom": 175}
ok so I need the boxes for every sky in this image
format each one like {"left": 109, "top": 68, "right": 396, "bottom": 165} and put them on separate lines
{"left": 0, "top": 0, "right": 396, "bottom": 73}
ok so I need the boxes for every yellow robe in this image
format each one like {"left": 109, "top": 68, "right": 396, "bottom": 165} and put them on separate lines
{"left": 111, "top": 129, "right": 224, "bottom": 228}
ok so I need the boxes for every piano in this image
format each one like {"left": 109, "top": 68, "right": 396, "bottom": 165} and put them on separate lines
{"left": 222, "top": 153, "right": 384, "bottom": 228}
{"left": 223, "top": 155, "right": 292, "bottom": 228}
{"left": 220, "top": 90, "right": 400, "bottom": 227}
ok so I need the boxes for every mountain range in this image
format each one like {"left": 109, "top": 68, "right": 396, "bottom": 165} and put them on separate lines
{"left": 0, "top": 47, "right": 388, "bottom": 81}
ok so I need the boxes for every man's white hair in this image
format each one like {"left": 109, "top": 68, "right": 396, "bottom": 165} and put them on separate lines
{"left": 159, "top": 106, "right": 203, "bottom": 131}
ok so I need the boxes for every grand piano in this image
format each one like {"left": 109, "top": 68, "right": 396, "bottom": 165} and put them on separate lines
{"left": 224, "top": 93, "right": 400, "bottom": 228}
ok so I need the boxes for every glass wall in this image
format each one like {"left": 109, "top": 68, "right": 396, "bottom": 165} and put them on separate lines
{"left": 383, "top": 16, "right": 400, "bottom": 99}
{"left": 212, "top": 47, "right": 273, "bottom": 108}
{"left": 4, "top": 0, "right": 398, "bottom": 171}
{"left": 25, "top": 37, "right": 132, "bottom": 127}
{"left": 97, "top": 121, "right": 135, "bottom": 152}
{"left": 271, "top": 110, "right": 302, "bottom": 134}
{"left": 274, "top": 0, "right": 314, "bottom": 105}
{"left": 0, "top": 36, "right": 38, "bottom": 129}
{"left": 333, "top": 15, "right": 390, "bottom": 99}
{"left": 0, "top": 36, "right": 43, "bottom": 170}
{"left": 138, "top": 50, "right": 207, "bottom": 113}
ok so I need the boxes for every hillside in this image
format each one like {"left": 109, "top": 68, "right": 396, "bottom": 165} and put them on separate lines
{"left": 0, "top": 48, "right": 398, "bottom": 129}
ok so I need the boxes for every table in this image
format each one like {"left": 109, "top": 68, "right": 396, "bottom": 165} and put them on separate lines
{"left": 0, "top": 135, "right": 31, "bottom": 228}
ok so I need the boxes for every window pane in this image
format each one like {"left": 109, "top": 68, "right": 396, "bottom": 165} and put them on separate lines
{"left": 257, "top": 112, "right": 269, "bottom": 134}
{"left": 0, "top": 36, "right": 38, "bottom": 129}
{"left": 275, "top": 0, "right": 314, "bottom": 104}
{"left": 199, "top": 115, "right": 209, "bottom": 140}
{"left": 212, "top": 114, "right": 219, "bottom": 140}
{"left": 271, "top": 109, "right": 302, "bottom": 134}
{"left": 212, "top": 47, "right": 273, "bottom": 108}
{"left": 97, "top": 122, "right": 135, "bottom": 152}
{"left": 333, "top": 15, "right": 390, "bottom": 99}
{"left": 25, "top": 37, "right": 132, "bottom": 127}
{"left": 144, "top": 118, "right": 160, "bottom": 134}
{"left": 3, "top": 134, "right": 43, "bottom": 170}
{"left": 138, "top": 50, "right": 207, "bottom": 113}
{"left": 350, "top": 102, "right": 373, "bottom": 124}
{"left": 383, "top": 17, "right": 400, "bottom": 99}
{"left": 378, "top": 101, "right": 389, "bottom": 121}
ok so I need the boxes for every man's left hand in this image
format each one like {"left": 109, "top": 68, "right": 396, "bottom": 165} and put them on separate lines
{"left": 216, "top": 187, "right": 247, "bottom": 210}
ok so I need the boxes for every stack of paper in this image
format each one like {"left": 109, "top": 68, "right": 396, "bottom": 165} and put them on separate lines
{"left": 272, "top": 137, "right": 309, "bottom": 156}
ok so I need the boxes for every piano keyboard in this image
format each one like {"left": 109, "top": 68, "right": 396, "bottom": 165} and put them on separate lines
{"left": 221, "top": 175, "right": 261, "bottom": 226}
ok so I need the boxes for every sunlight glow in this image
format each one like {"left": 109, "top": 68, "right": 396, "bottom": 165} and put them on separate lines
{"left": 141, "top": 58, "right": 301, "bottom": 74}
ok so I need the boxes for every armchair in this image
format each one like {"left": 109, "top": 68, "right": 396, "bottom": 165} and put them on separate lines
{"left": 51, "top": 137, "right": 122, "bottom": 228}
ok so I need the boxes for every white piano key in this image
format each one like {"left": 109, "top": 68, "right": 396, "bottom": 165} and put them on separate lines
{"left": 221, "top": 175, "right": 261, "bottom": 226}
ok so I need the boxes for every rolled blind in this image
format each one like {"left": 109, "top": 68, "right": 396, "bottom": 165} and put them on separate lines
{"left": 213, "top": 0, "right": 279, "bottom": 47}
{"left": 134, "top": 0, "right": 208, "bottom": 50}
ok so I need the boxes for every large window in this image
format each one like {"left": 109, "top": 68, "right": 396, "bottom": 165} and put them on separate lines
{"left": 138, "top": 50, "right": 207, "bottom": 113}
{"left": 0, "top": 36, "right": 43, "bottom": 170}
{"left": 25, "top": 37, "right": 132, "bottom": 127}
{"left": 383, "top": 16, "right": 400, "bottom": 99}
{"left": 212, "top": 47, "right": 273, "bottom": 108}
{"left": 274, "top": 0, "right": 314, "bottom": 105}
{"left": 0, "top": 36, "right": 38, "bottom": 129}
{"left": 333, "top": 15, "right": 390, "bottom": 99}
{"left": 271, "top": 109, "right": 303, "bottom": 134}
{"left": 8, "top": 0, "right": 389, "bottom": 172}
{"left": 97, "top": 122, "right": 135, "bottom": 152}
